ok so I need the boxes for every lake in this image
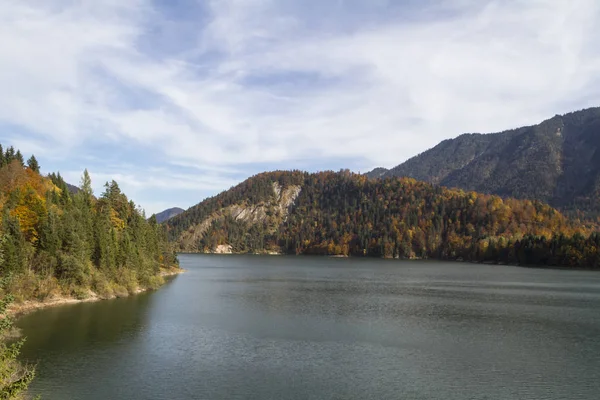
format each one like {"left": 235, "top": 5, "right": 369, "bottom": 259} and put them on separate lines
{"left": 17, "top": 254, "right": 600, "bottom": 399}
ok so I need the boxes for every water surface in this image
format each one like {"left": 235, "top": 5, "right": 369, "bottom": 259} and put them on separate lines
{"left": 18, "top": 255, "right": 600, "bottom": 399}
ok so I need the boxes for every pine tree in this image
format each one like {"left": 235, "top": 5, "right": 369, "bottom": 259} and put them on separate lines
{"left": 4, "top": 147, "right": 15, "bottom": 164}
{"left": 26, "top": 155, "right": 40, "bottom": 173}
{"left": 14, "top": 150, "right": 24, "bottom": 166}
{"left": 80, "top": 169, "right": 93, "bottom": 200}
{"left": 0, "top": 213, "right": 26, "bottom": 275}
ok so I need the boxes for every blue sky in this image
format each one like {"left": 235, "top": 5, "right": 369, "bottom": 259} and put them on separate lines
{"left": 1, "top": 0, "right": 599, "bottom": 215}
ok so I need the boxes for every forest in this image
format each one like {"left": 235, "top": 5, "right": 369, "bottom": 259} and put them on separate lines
{"left": 168, "top": 170, "right": 600, "bottom": 269}
{"left": 0, "top": 143, "right": 180, "bottom": 398}
{"left": 0, "top": 144, "right": 178, "bottom": 303}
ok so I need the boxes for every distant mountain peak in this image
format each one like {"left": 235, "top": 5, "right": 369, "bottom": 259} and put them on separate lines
{"left": 365, "top": 167, "right": 388, "bottom": 179}
{"left": 154, "top": 207, "right": 185, "bottom": 223}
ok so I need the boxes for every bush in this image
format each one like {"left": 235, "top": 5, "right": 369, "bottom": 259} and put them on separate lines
{"left": 35, "top": 275, "right": 61, "bottom": 302}
{"left": 115, "top": 268, "right": 138, "bottom": 295}
{"left": 7, "top": 271, "right": 38, "bottom": 303}
{"left": 71, "top": 286, "right": 89, "bottom": 300}
{"left": 111, "top": 284, "right": 129, "bottom": 298}
{"left": 56, "top": 253, "right": 90, "bottom": 288}
{"left": 91, "top": 271, "right": 114, "bottom": 299}
{"left": 29, "top": 251, "right": 58, "bottom": 277}
{"left": 145, "top": 275, "right": 165, "bottom": 291}
{"left": 0, "top": 288, "right": 36, "bottom": 399}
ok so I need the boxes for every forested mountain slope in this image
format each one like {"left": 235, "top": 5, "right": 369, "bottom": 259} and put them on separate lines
{"left": 167, "top": 170, "right": 600, "bottom": 268}
{"left": 368, "top": 107, "right": 600, "bottom": 217}
{"left": 0, "top": 144, "right": 178, "bottom": 303}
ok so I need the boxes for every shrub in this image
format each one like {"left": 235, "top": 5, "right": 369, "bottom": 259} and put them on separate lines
{"left": 7, "top": 271, "right": 38, "bottom": 303}
{"left": 145, "top": 275, "right": 165, "bottom": 291}
{"left": 91, "top": 271, "right": 114, "bottom": 299}
{"left": 115, "top": 268, "right": 138, "bottom": 295}
{"left": 111, "top": 284, "right": 129, "bottom": 298}
{"left": 0, "top": 289, "right": 35, "bottom": 399}
{"left": 71, "top": 286, "right": 89, "bottom": 300}
{"left": 34, "top": 275, "right": 61, "bottom": 302}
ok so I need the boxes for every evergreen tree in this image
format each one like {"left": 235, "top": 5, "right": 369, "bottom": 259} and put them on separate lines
{"left": 14, "top": 151, "right": 24, "bottom": 166}
{"left": 80, "top": 169, "right": 93, "bottom": 201}
{"left": 0, "top": 212, "right": 26, "bottom": 275}
{"left": 4, "top": 147, "right": 15, "bottom": 164}
{"left": 26, "top": 155, "right": 39, "bottom": 173}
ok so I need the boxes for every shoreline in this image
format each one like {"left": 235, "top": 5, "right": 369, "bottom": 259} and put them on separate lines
{"left": 8, "top": 268, "right": 185, "bottom": 318}
{"left": 178, "top": 252, "right": 599, "bottom": 271}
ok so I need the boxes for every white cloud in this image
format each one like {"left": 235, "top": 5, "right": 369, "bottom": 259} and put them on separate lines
{"left": 1, "top": 0, "right": 600, "bottom": 211}
{"left": 61, "top": 164, "right": 240, "bottom": 214}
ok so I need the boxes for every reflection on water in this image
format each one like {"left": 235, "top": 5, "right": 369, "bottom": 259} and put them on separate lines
{"left": 17, "top": 255, "right": 600, "bottom": 400}
{"left": 19, "top": 291, "right": 155, "bottom": 353}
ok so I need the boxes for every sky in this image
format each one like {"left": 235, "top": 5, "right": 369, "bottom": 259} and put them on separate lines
{"left": 1, "top": 0, "right": 599, "bottom": 215}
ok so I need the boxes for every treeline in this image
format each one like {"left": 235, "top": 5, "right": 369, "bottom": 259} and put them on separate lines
{"left": 0, "top": 144, "right": 178, "bottom": 303}
{"left": 169, "top": 170, "right": 600, "bottom": 268}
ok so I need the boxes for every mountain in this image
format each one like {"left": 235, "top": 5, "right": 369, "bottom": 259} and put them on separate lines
{"left": 66, "top": 182, "right": 80, "bottom": 194}
{"left": 368, "top": 107, "right": 600, "bottom": 217}
{"left": 154, "top": 207, "right": 185, "bottom": 223}
{"left": 364, "top": 167, "right": 389, "bottom": 179}
{"left": 167, "top": 170, "right": 600, "bottom": 268}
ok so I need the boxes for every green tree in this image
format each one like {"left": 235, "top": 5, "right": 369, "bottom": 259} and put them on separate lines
{"left": 25, "top": 156, "right": 39, "bottom": 174}
{"left": 0, "top": 279, "right": 36, "bottom": 399}
{"left": 0, "top": 213, "right": 26, "bottom": 275}
{"left": 79, "top": 169, "right": 93, "bottom": 202}
{"left": 4, "top": 147, "right": 15, "bottom": 164}
{"left": 14, "top": 151, "right": 24, "bottom": 167}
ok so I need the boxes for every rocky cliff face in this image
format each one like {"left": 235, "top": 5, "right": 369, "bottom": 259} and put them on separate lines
{"left": 177, "top": 182, "right": 301, "bottom": 252}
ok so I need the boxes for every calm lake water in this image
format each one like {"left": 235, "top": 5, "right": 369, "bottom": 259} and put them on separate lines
{"left": 17, "top": 255, "right": 600, "bottom": 399}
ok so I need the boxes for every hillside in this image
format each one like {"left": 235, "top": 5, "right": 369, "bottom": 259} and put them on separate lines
{"left": 0, "top": 144, "right": 179, "bottom": 304}
{"left": 368, "top": 107, "right": 600, "bottom": 217}
{"left": 167, "top": 170, "right": 600, "bottom": 268}
{"left": 154, "top": 207, "right": 185, "bottom": 223}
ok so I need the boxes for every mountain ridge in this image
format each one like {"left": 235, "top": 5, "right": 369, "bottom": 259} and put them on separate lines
{"left": 154, "top": 207, "right": 185, "bottom": 223}
{"left": 367, "top": 107, "right": 600, "bottom": 217}
{"left": 167, "top": 170, "right": 600, "bottom": 268}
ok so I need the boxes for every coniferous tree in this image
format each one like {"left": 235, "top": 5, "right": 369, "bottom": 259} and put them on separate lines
{"left": 26, "top": 155, "right": 39, "bottom": 173}
{"left": 80, "top": 169, "right": 93, "bottom": 202}
{"left": 14, "top": 151, "right": 24, "bottom": 166}
{"left": 0, "top": 212, "right": 26, "bottom": 275}
{"left": 4, "top": 147, "right": 15, "bottom": 164}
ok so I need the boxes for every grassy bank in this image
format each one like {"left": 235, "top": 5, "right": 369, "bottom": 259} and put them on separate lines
{"left": 5, "top": 266, "right": 184, "bottom": 318}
